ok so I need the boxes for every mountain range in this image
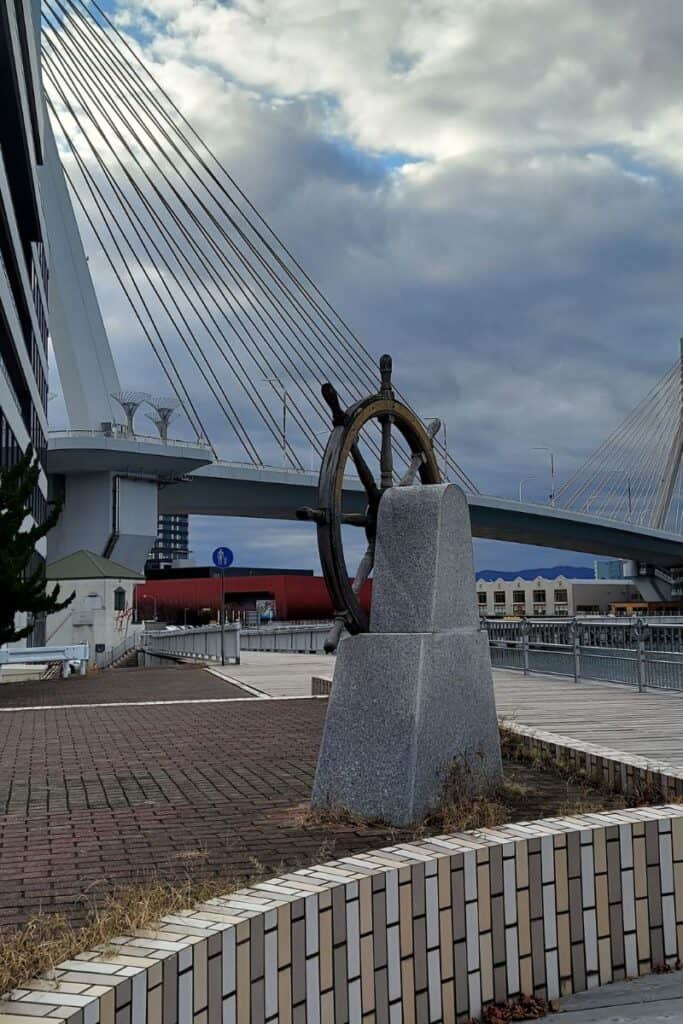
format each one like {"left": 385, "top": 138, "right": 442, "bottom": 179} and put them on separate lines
{"left": 475, "top": 565, "right": 594, "bottom": 582}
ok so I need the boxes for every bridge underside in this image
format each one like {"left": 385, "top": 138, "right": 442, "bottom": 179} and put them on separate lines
{"left": 157, "top": 462, "right": 683, "bottom": 569}
{"left": 47, "top": 438, "right": 683, "bottom": 569}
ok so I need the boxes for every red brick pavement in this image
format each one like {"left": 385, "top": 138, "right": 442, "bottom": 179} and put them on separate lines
{"left": 0, "top": 669, "right": 391, "bottom": 931}
{"left": 0, "top": 665, "right": 247, "bottom": 708}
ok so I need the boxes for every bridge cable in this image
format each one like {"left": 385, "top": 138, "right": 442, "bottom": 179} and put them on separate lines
{"left": 42, "top": 14, "right": 327, "bottom": 467}
{"left": 48, "top": 0, "right": 443, "bottom": 485}
{"left": 45, "top": 0, "right": 478, "bottom": 489}
{"left": 43, "top": 67, "right": 267, "bottom": 466}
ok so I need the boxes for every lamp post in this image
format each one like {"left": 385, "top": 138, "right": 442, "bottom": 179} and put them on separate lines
{"left": 421, "top": 414, "right": 448, "bottom": 480}
{"left": 261, "top": 377, "right": 289, "bottom": 467}
{"left": 309, "top": 428, "right": 329, "bottom": 471}
{"left": 518, "top": 476, "right": 536, "bottom": 502}
{"left": 533, "top": 447, "right": 556, "bottom": 506}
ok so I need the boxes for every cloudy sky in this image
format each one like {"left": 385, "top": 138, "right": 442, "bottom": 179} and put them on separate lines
{"left": 48, "top": 0, "right": 683, "bottom": 573}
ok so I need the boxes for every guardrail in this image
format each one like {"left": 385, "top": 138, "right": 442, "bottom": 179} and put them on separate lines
{"left": 142, "top": 624, "right": 240, "bottom": 665}
{"left": 240, "top": 622, "right": 332, "bottom": 653}
{"left": 485, "top": 616, "right": 683, "bottom": 692}
{"left": 0, "top": 643, "right": 89, "bottom": 677}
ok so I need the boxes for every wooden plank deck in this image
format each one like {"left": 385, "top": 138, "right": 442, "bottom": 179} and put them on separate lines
{"left": 493, "top": 668, "right": 683, "bottom": 768}
{"left": 554, "top": 969, "right": 683, "bottom": 1020}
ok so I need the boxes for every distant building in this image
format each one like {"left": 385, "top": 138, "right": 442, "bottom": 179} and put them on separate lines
{"left": 46, "top": 550, "right": 143, "bottom": 660}
{"left": 594, "top": 559, "right": 624, "bottom": 580}
{"left": 476, "top": 575, "right": 640, "bottom": 618}
{"left": 1, "top": 1, "right": 50, "bottom": 644}
{"left": 135, "top": 567, "right": 369, "bottom": 625}
{"left": 145, "top": 513, "right": 190, "bottom": 571}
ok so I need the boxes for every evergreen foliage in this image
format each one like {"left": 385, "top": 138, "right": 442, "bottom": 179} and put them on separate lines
{"left": 0, "top": 446, "right": 74, "bottom": 646}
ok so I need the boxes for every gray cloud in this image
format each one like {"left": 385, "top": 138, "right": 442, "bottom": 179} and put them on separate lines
{"left": 48, "top": 0, "right": 683, "bottom": 572}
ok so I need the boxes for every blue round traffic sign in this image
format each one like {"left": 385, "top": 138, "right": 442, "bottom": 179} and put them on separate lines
{"left": 212, "top": 546, "right": 234, "bottom": 569}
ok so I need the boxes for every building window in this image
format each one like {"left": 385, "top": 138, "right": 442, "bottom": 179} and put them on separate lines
{"left": 512, "top": 590, "right": 525, "bottom": 604}
{"left": 554, "top": 589, "right": 568, "bottom": 603}
{"left": 477, "top": 593, "right": 487, "bottom": 605}
{"left": 555, "top": 607, "right": 569, "bottom": 616}
{"left": 533, "top": 589, "right": 546, "bottom": 603}
{"left": 493, "top": 591, "right": 506, "bottom": 604}
{"left": 114, "top": 587, "right": 126, "bottom": 611}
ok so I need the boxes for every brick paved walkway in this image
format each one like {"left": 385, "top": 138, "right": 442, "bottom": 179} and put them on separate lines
{"left": 0, "top": 665, "right": 247, "bottom": 708}
{"left": 0, "top": 667, "right": 390, "bottom": 931}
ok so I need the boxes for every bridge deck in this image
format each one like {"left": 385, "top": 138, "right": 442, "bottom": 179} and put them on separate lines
{"left": 217, "top": 653, "right": 683, "bottom": 769}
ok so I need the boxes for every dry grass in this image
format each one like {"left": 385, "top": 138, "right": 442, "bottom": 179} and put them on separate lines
{"left": 471, "top": 992, "right": 551, "bottom": 1021}
{"left": 499, "top": 726, "right": 676, "bottom": 805}
{"left": 0, "top": 875, "right": 239, "bottom": 999}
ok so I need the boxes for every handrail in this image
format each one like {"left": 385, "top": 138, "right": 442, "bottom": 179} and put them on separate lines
{"left": 49, "top": 429, "right": 212, "bottom": 450}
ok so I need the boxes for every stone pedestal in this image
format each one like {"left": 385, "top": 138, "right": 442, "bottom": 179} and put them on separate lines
{"left": 311, "top": 483, "right": 502, "bottom": 826}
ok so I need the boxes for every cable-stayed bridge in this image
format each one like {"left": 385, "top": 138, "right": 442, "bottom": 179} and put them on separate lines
{"left": 39, "top": 0, "right": 683, "bottom": 581}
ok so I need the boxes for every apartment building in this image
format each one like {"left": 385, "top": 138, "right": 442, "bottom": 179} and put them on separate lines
{"left": 0, "top": 1, "right": 50, "bottom": 643}
{"left": 145, "top": 513, "right": 190, "bottom": 571}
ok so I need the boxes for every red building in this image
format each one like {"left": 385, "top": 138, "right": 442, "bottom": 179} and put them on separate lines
{"left": 135, "top": 567, "right": 371, "bottom": 624}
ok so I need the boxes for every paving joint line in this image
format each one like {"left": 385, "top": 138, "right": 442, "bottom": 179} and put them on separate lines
{"left": 204, "top": 666, "right": 271, "bottom": 698}
{"left": 0, "top": 695, "right": 327, "bottom": 713}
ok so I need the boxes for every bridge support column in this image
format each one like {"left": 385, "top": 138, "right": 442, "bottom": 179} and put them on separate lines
{"left": 48, "top": 471, "right": 159, "bottom": 574}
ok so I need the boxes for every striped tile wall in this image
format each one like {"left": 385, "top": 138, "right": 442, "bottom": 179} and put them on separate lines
{"left": 3, "top": 803, "right": 683, "bottom": 1024}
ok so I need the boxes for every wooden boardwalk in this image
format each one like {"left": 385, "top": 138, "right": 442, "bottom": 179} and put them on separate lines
{"left": 554, "top": 969, "right": 683, "bottom": 1020}
{"left": 493, "top": 668, "right": 683, "bottom": 768}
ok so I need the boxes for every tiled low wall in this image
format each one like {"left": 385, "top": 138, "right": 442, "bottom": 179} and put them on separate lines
{"left": 3, "top": 803, "right": 683, "bottom": 1024}
{"left": 311, "top": 674, "right": 332, "bottom": 696}
{"left": 501, "top": 720, "right": 683, "bottom": 801}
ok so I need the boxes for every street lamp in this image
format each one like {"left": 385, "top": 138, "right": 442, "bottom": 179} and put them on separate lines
{"left": 309, "top": 428, "right": 329, "bottom": 471}
{"left": 533, "top": 447, "right": 556, "bottom": 506}
{"left": 261, "top": 377, "right": 289, "bottom": 467}
{"left": 518, "top": 476, "right": 536, "bottom": 502}
{"left": 421, "top": 414, "right": 448, "bottom": 480}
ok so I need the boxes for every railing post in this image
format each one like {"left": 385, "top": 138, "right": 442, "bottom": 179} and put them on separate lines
{"left": 571, "top": 618, "right": 580, "bottom": 683}
{"left": 521, "top": 617, "right": 530, "bottom": 676}
{"left": 635, "top": 617, "right": 646, "bottom": 693}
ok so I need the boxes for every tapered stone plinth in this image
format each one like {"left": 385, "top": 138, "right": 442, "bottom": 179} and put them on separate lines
{"left": 311, "top": 483, "right": 502, "bottom": 826}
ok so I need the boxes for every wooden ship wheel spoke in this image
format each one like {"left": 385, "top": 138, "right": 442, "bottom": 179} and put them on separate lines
{"left": 297, "top": 354, "right": 442, "bottom": 652}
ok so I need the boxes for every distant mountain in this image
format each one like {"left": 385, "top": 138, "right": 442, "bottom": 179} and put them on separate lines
{"left": 475, "top": 565, "right": 594, "bottom": 582}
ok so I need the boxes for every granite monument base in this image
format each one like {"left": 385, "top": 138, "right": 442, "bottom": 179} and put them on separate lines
{"left": 311, "top": 627, "right": 502, "bottom": 825}
{"left": 311, "top": 482, "right": 502, "bottom": 826}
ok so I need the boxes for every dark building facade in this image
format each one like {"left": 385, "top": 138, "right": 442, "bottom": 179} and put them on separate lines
{"left": 0, "top": 0, "right": 50, "bottom": 643}
{"left": 145, "top": 513, "right": 190, "bottom": 571}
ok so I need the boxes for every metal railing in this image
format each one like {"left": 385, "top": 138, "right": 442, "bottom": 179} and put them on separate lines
{"left": 94, "top": 634, "right": 140, "bottom": 669}
{"left": 485, "top": 616, "right": 683, "bottom": 692}
{"left": 240, "top": 623, "right": 332, "bottom": 654}
{"left": 142, "top": 624, "right": 240, "bottom": 664}
{"left": 49, "top": 428, "right": 212, "bottom": 450}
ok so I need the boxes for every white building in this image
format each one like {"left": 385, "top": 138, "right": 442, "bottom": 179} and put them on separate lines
{"left": 475, "top": 575, "right": 641, "bottom": 618}
{"left": 45, "top": 550, "right": 143, "bottom": 660}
